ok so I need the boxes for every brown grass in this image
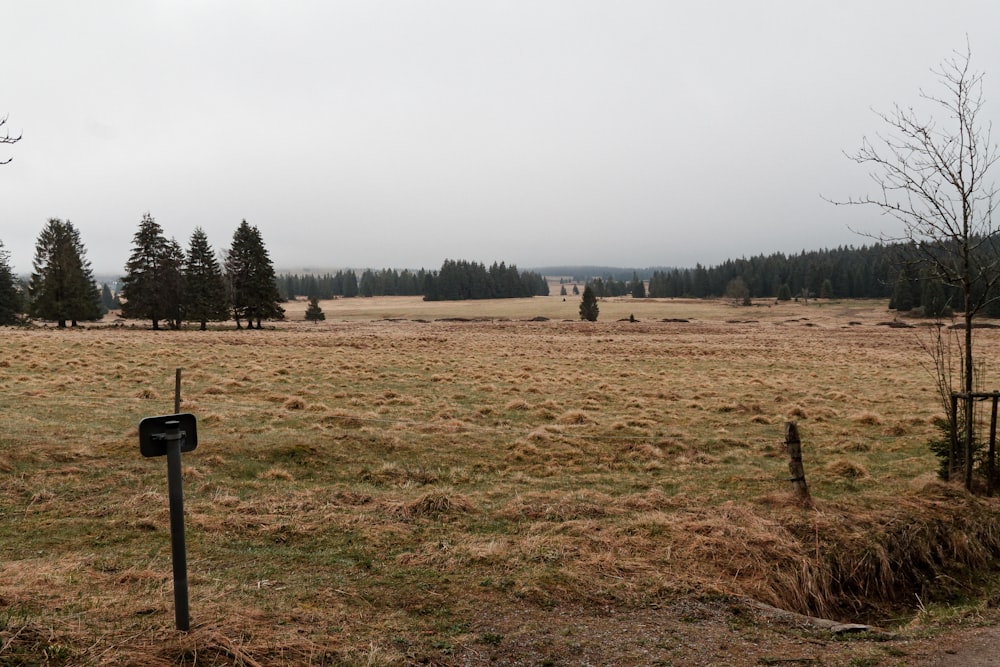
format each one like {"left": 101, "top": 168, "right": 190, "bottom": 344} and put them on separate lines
{"left": 3, "top": 298, "right": 1000, "bottom": 665}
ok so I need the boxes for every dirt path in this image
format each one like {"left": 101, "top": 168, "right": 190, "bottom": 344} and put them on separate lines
{"left": 921, "top": 625, "right": 1000, "bottom": 666}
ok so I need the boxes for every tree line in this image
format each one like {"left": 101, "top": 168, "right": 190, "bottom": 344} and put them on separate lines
{"left": 575, "top": 245, "right": 898, "bottom": 301}
{"left": 279, "top": 260, "right": 549, "bottom": 302}
{"left": 0, "top": 215, "right": 283, "bottom": 329}
{"left": 3, "top": 227, "right": 986, "bottom": 329}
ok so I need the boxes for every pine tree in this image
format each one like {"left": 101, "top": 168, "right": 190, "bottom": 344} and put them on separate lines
{"left": 100, "top": 283, "right": 118, "bottom": 312}
{"left": 0, "top": 240, "right": 21, "bottom": 325}
{"left": 304, "top": 296, "right": 325, "bottom": 322}
{"left": 579, "top": 285, "right": 599, "bottom": 322}
{"left": 342, "top": 270, "right": 359, "bottom": 298}
{"left": 630, "top": 271, "right": 646, "bottom": 298}
{"left": 921, "top": 277, "right": 950, "bottom": 318}
{"left": 225, "top": 220, "right": 284, "bottom": 329}
{"left": 120, "top": 213, "right": 175, "bottom": 330}
{"left": 183, "top": 227, "right": 230, "bottom": 330}
{"left": 28, "top": 219, "right": 102, "bottom": 327}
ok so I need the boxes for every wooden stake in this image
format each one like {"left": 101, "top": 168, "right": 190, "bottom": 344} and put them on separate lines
{"left": 785, "top": 422, "right": 812, "bottom": 507}
{"left": 174, "top": 368, "right": 182, "bottom": 414}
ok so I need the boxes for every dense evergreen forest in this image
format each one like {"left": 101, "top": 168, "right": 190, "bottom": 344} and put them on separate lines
{"left": 646, "top": 245, "right": 896, "bottom": 299}
{"left": 278, "top": 260, "right": 549, "bottom": 301}
{"left": 543, "top": 245, "right": 896, "bottom": 300}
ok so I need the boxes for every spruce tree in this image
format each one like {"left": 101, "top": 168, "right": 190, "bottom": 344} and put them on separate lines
{"left": 0, "top": 240, "right": 21, "bottom": 325}
{"left": 343, "top": 270, "right": 359, "bottom": 298}
{"left": 100, "top": 283, "right": 118, "bottom": 312}
{"left": 225, "top": 220, "right": 284, "bottom": 329}
{"left": 183, "top": 227, "right": 229, "bottom": 330}
{"left": 304, "top": 296, "right": 325, "bottom": 322}
{"left": 160, "top": 238, "right": 186, "bottom": 330}
{"left": 630, "top": 271, "right": 646, "bottom": 298}
{"left": 579, "top": 285, "right": 599, "bottom": 322}
{"left": 120, "top": 213, "right": 174, "bottom": 330}
{"left": 28, "top": 219, "right": 102, "bottom": 327}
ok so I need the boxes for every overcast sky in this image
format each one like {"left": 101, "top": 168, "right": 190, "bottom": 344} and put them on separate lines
{"left": 2, "top": 1, "right": 999, "bottom": 275}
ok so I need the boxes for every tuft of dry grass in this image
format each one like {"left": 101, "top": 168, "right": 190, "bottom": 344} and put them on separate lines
{"left": 825, "top": 458, "right": 871, "bottom": 480}
{"left": 282, "top": 396, "right": 307, "bottom": 410}
{"left": 851, "top": 410, "right": 884, "bottom": 425}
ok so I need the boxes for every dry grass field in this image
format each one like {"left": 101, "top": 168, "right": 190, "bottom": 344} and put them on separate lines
{"left": 4, "top": 295, "right": 1000, "bottom": 665}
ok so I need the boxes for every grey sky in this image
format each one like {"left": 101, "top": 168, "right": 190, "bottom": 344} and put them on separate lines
{"left": 2, "top": 1, "right": 999, "bottom": 275}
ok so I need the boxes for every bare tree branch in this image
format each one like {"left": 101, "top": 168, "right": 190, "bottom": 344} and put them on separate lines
{"left": 831, "top": 44, "right": 999, "bottom": 407}
{"left": 0, "top": 113, "right": 22, "bottom": 165}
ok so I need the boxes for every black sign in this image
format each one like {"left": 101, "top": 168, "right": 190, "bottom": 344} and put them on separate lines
{"left": 138, "top": 413, "right": 198, "bottom": 458}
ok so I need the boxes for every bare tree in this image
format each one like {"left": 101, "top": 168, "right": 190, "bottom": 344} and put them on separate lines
{"left": 834, "top": 44, "right": 999, "bottom": 408}
{"left": 0, "top": 114, "right": 21, "bottom": 164}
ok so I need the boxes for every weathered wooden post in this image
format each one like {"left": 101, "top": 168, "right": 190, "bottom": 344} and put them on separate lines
{"left": 785, "top": 422, "right": 812, "bottom": 507}
{"left": 965, "top": 393, "right": 975, "bottom": 492}
{"left": 949, "top": 393, "right": 959, "bottom": 481}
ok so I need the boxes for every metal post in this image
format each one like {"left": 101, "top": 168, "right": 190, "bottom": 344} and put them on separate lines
{"left": 164, "top": 420, "right": 190, "bottom": 631}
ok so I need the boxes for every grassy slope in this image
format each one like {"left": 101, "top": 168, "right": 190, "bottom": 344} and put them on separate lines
{"left": 3, "top": 296, "right": 1000, "bottom": 665}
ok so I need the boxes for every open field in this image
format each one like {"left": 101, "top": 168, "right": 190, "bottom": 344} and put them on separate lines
{"left": 5, "top": 296, "right": 1000, "bottom": 665}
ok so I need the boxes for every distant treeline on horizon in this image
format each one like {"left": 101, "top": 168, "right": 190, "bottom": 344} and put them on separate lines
{"left": 278, "top": 259, "right": 549, "bottom": 301}
{"left": 278, "top": 245, "right": 899, "bottom": 302}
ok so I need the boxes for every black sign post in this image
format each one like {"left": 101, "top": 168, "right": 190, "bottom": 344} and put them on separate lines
{"left": 139, "top": 413, "right": 198, "bottom": 631}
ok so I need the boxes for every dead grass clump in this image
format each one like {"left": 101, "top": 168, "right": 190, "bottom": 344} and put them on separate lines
{"left": 507, "top": 442, "right": 541, "bottom": 461}
{"left": 884, "top": 422, "right": 908, "bottom": 436}
{"left": 619, "top": 489, "right": 675, "bottom": 511}
{"left": 282, "top": 396, "right": 307, "bottom": 410}
{"left": 319, "top": 410, "right": 375, "bottom": 429}
{"left": 785, "top": 405, "right": 807, "bottom": 419}
{"left": 386, "top": 489, "right": 476, "bottom": 520}
{"left": 557, "top": 410, "right": 592, "bottom": 425}
{"left": 851, "top": 411, "right": 884, "bottom": 425}
{"left": 259, "top": 467, "right": 294, "bottom": 481}
{"left": 505, "top": 399, "right": 532, "bottom": 411}
{"left": 810, "top": 406, "right": 840, "bottom": 421}
{"left": 497, "top": 489, "right": 619, "bottom": 522}
{"left": 820, "top": 487, "right": 1000, "bottom": 614}
{"left": 824, "top": 459, "right": 871, "bottom": 480}
{"left": 526, "top": 427, "right": 554, "bottom": 442}
{"left": 669, "top": 503, "right": 833, "bottom": 617}
{"left": 618, "top": 441, "right": 664, "bottom": 461}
